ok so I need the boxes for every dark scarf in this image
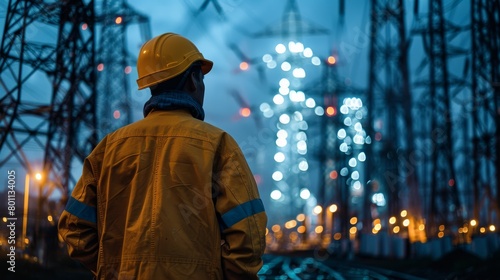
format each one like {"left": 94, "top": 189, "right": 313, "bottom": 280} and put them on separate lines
{"left": 143, "top": 91, "right": 205, "bottom": 121}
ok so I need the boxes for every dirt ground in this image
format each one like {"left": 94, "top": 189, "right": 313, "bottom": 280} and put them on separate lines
{"left": 1, "top": 248, "right": 499, "bottom": 279}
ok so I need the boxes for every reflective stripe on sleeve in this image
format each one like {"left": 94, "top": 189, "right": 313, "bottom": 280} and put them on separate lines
{"left": 65, "top": 196, "right": 97, "bottom": 224}
{"left": 220, "top": 199, "right": 265, "bottom": 230}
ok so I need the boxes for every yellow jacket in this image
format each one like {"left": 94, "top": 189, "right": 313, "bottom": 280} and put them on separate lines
{"left": 58, "top": 110, "right": 267, "bottom": 279}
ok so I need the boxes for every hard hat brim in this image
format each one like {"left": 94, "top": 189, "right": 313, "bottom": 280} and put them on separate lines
{"left": 200, "top": 59, "right": 213, "bottom": 75}
{"left": 137, "top": 58, "right": 213, "bottom": 90}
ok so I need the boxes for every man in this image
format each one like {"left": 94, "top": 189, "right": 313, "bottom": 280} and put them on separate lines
{"left": 58, "top": 32, "right": 267, "bottom": 279}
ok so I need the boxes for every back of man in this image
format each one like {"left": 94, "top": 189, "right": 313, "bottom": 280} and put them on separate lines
{"left": 58, "top": 33, "right": 267, "bottom": 279}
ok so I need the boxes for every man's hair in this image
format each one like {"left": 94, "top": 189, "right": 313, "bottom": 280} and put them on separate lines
{"left": 150, "top": 63, "right": 202, "bottom": 95}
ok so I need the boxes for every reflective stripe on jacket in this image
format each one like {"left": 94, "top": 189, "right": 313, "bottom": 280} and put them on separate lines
{"left": 58, "top": 109, "right": 267, "bottom": 279}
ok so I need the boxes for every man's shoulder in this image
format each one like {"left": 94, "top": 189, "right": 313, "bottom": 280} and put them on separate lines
{"left": 102, "top": 111, "right": 240, "bottom": 146}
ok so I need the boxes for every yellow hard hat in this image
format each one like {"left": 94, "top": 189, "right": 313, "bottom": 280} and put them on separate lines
{"left": 136, "top": 33, "right": 213, "bottom": 90}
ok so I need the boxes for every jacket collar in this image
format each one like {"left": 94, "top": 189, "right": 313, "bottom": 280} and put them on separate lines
{"left": 143, "top": 91, "right": 205, "bottom": 120}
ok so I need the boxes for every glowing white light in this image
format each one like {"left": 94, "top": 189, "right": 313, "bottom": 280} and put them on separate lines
{"left": 298, "top": 160, "right": 309, "bottom": 171}
{"left": 358, "top": 152, "right": 366, "bottom": 162}
{"left": 351, "top": 171, "right": 359, "bottom": 180}
{"left": 271, "top": 190, "right": 282, "bottom": 200}
{"left": 293, "top": 111, "right": 303, "bottom": 121}
{"left": 281, "top": 62, "right": 291, "bottom": 71}
{"left": 345, "top": 98, "right": 363, "bottom": 110}
{"left": 337, "top": 129, "right": 347, "bottom": 139}
{"left": 349, "top": 158, "right": 357, "bottom": 167}
{"left": 276, "top": 138, "right": 287, "bottom": 147}
{"left": 277, "top": 129, "right": 288, "bottom": 139}
{"left": 275, "top": 43, "right": 286, "bottom": 54}
{"left": 353, "top": 134, "right": 365, "bottom": 145}
{"left": 279, "top": 87, "right": 290, "bottom": 95}
{"left": 289, "top": 90, "right": 305, "bottom": 102}
{"left": 297, "top": 140, "right": 307, "bottom": 151}
{"left": 272, "top": 171, "right": 283, "bottom": 181}
{"left": 279, "top": 114, "right": 290, "bottom": 124}
{"left": 288, "top": 41, "right": 299, "bottom": 53}
{"left": 303, "top": 47, "right": 313, "bottom": 58}
{"left": 262, "top": 54, "right": 272, "bottom": 63}
{"left": 260, "top": 103, "right": 270, "bottom": 112}
{"left": 340, "top": 105, "right": 349, "bottom": 114}
{"left": 311, "top": 56, "right": 321, "bottom": 65}
{"left": 298, "top": 91, "right": 306, "bottom": 101}
{"left": 354, "top": 98, "right": 363, "bottom": 109}
{"left": 305, "top": 98, "right": 316, "bottom": 108}
{"left": 340, "top": 167, "right": 349, "bottom": 176}
{"left": 340, "top": 143, "right": 348, "bottom": 153}
{"left": 296, "top": 131, "right": 307, "bottom": 141}
{"left": 298, "top": 121, "right": 308, "bottom": 131}
{"left": 274, "top": 152, "right": 285, "bottom": 162}
{"left": 354, "top": 122, "right": 363, "bottom": 132}
{"left": 344, "top": 117, "right": 352, "bottom": 126}
{"left": 279, "top": 78, "right": 290, "bottom": 88}
{"left": 267, "top": 61, "right": 277, "bottom": 69}
{"left": 300, "top": 188, "right": 311, "bottom": 200}
{"left": 372, "top": 193, "right": 386, "bottom": 206}
{"left": 295, "top": 42, "right": 304, "bottom": 52}
{"left": 353, "top": 181, "right": 361, "bottom": 190}
{"left": 315, "top": 106, "right": 324, "bottom": 116}
{"left": 292, "top": 68, "right": 306, "bottom": 78}
{"left": 263, "top": 110, "right": 274, "bottom": 118}
{"left": 273, "top": 94, "right": 284, "bottom": 105}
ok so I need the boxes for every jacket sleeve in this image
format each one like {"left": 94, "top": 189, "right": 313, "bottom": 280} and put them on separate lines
{"left": 58, "top": 156, "right": 99, "bottom": 275}
{"left": 213, "top": 134, "right": 268, "bottom": 280}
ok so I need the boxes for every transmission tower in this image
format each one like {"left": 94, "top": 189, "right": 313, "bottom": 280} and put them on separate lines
{"left": 412, "top": 0, "right": 469, "bottom": 237}
{"left": 471, "top": 0, "right": 500, "bottom": 226}
{"left": 251, "top": 0, "right": 328, "bottom": 225}
{"left": 0, "top": 0, "right": 97, "bottom": 257}
{"left": 96, "top": 0, "right": 151, "bottom": 137}
{"left": 253, "top": 0, "right": 328, "bottom": 39}
{"left": 0, "top": 0, "right": 97, "bottom": 200}
{"left": 307, "top": 53, "right": 366, "bottom": 247}
{"left": 365, "top": 0, "right": 420, "bottom": 235}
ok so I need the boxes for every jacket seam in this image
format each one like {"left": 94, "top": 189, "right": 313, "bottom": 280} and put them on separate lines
{"left": 108, "top": 134, "right": 218, "bottom": 154}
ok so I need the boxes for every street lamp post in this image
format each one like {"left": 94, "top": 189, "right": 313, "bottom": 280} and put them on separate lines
{"left": 22, "top": 174, "right": 30, "bottom": 251}
{"left": 34, "top": 172, "right": 43, "bottom": 263}
{"left": 22, "top": 173, "right": 42, "bottom": 252}
{"left": 327, "top": 204, "right": 338, "bottom": 241}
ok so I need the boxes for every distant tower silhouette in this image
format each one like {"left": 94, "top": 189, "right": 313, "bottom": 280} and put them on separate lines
{"left": 365, "top": 0, "right": 418, "bottom": 230}
{"left": 412, "top": 0, "right": 469, "bottom": 236}
{"left": 96, "top": 0, "right": 151, "bottom": 137}
{"left": 471, "top": 0, "right": 500, "bottom": 226}
{"left": 252, "top": 0, "right": 328, "bottom": 223}
{"left": 307, "top": 55, "right": 365, "bottom": 247}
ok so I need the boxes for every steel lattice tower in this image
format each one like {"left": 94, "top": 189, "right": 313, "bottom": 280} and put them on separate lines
{"left": 0, "top": 0, "right": 97, "bottom": 200}
{"left": 96, "top": 0, "right": 150, "bottom": 137}
{"left": 307, "top": 58, "right": 365, "bottom": 247}
{"left": 253, "top": 0, "right": 328, "bottom": 38}
{"left": 471, "top": 0, "right": 500, "bottom": 226}
{"left": 412, "top": 0, "right": 470, "bottom": 237}
{"left": 0, "top": 0, "right": 96, "bottom": 258}
{"left": 365, "top": 0, "right": 419, "bottom": 233}
{"left": 253, "top": 0, "right": 328, "bottom": 223}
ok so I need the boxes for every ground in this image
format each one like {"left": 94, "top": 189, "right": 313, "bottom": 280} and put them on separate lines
{"left": 1, "top": 248, "right": 499, "bottom": 279}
